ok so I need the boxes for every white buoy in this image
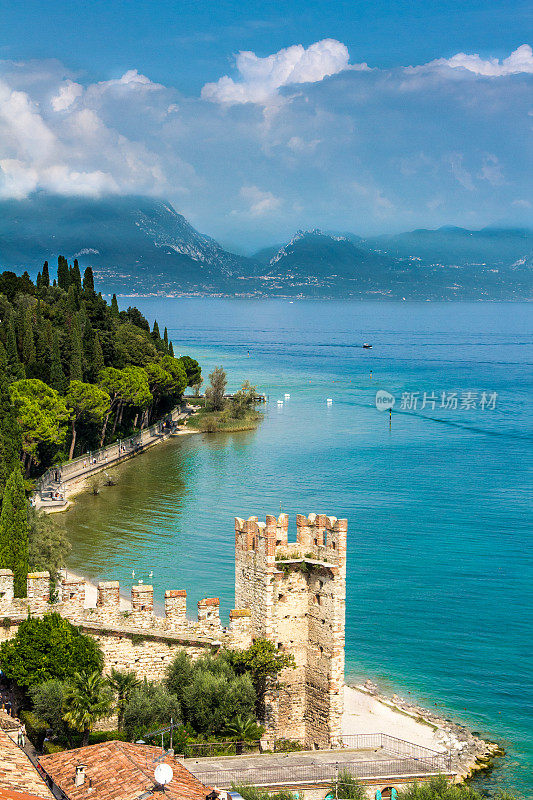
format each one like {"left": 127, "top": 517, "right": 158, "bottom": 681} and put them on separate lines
{"left": 284, "top": 393, "right": 290, "bottom": 399}
{"left": 327, "top": 398, "right": 333, "bottom": 405}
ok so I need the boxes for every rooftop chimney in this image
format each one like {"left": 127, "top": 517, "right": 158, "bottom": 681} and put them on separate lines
{"left": 75, "top": 764, "right": 86, "bottom": 787}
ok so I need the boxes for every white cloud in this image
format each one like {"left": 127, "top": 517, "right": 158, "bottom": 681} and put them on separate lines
{"left": 423, "top": 44, "right": 533, "bottom": 77}
{"left": 238, "top": 185, "right": 282, "bottom": 216}
{"left": 201, "top": 39, "right": 357, "bottom": 105}
{"left": 447, "top": 153, "right": 475, "bottom": 191}
{"left": 0, "top": 71, "right": 177, "bottom": 200}
{"left": 287, "top": 136, "right": 321, "bottom": 153}
{"left": 478, "top": 154, "right": 505, "bottom": 185}
{"left": 351, "top": 181, "right": 395, "bottom": 218}
{"left": 51, "top": 79, "right": 83, "bottom": 111}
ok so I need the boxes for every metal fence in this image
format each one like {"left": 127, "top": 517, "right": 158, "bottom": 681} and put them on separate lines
{"left": 190, "top": 755, "right": 450, "bottom": 789}
{"left": 34, "top": 402, "right": 188, "bottom": 499}
{"left": 341, "top": 732, "right": 444, "bottom": 763}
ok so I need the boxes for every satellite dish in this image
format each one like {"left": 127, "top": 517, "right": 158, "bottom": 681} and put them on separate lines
{"left": 154, "top": 763, "right": 173, "bottom": 786}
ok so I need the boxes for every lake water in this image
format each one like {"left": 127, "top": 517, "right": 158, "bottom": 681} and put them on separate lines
{"left": 61, "top": 299, "right": 532, "bottom": 797}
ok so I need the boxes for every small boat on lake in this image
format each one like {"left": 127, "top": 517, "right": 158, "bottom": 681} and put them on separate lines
{"left": 363, "top": 343, "right": 372, "bottom": 349}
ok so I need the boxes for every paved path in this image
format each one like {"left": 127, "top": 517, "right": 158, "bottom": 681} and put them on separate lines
{"left": 35, "top": 403, "right": 195, "bottom": 509}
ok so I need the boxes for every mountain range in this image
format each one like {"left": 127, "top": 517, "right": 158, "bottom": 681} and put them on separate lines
{"left": 0, "top": 194, "right": 531, "bottom": 300}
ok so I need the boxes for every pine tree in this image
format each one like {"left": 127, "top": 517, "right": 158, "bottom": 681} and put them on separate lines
{"left": 57, "top": 256, "right": 70, "bottom": 291}
{"left": 0, "top": 345, "right": 22, "bottom": 502}
{"left": 69, "top": 319, "right": 84, "bottom": 382}
{"left": 163, "top": 327, "right": 169, "bottom": 350}
{"left": 82, "top": 267, "right": 95, "bottom": 293}
{"left": 111, "top": 294, "right": 120, "bottom": 317}
{"left": 49, "top": 331, "right": 66, "bottom": 393}
{"left": 42, "top": 261, "right": 50, "bottom": 288}
{"left": 5, "top": 316, "right": 24, "bottom": 382}
{"left": 152, "top": 320, "right": 160, "bottom": 340}
{"left": 0, "top": 468, "right": 29, "bottom": 597}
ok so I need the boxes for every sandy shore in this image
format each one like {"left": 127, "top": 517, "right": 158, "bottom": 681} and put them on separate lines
{"left": 61, "top": 568, "right": 132, "bottom": 611}
{"left": 343, "top": 681, "right": 502, "bottom": 782}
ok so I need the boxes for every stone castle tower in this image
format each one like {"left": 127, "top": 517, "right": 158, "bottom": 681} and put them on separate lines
{"left": 0, "top": 512, "right": 347, "bottom": 750}
{"left": 235, "top": 513, "right": 347, "bottom": 749}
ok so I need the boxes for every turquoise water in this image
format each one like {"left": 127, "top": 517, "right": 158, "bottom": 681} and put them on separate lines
{"left": 63, "top": 300, "right": 532, "bottom": 796}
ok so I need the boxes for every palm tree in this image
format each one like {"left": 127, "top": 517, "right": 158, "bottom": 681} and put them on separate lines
{"left": 224, "top": 714, "right": 260, "bottom": 755}
{"left": 107, "top": 668, "right": 141, "bottom": 732}
{"left": 63, "top": 671, "right": 113, "bottom": 746}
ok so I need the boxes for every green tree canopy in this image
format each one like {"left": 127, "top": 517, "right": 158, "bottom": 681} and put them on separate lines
{"left": 0, "top": 345, "right": 22, "bottom": 500}
{"left": 65, "top": 380, "right": 110, "bottom": 459}
{"left": 160, "top": 355, "right": 188, "bottom": 400}
{"left": 0, "top": 468, "right": 30, "bottom": 597}
{"left": 27, "top": 505, "right": 71, "bottom": 584}
{"left": 205, "top": 366, "right": 227, "bottom": 411}
{"left": 123, "top": 680, "right": 181, "bottom": 743}
{"left": 9, "top": 379, "right": 69, "bottom": 472}
{"left": 63, "top": 670, "right": 114, "bottom": 746}
{"left": 225, "top": 639, "right": 296, "bottom": 720}
{"left": 179, "top": 356, "right": 201, "bottom": 388}
{"left": 29, "top": 679, "right": 69, "bottom": 740}
{"left": 115, "top": 323, "right": 158, "bottom": 367}
{"left": 107, "top": 668, "right": 141, "bottom": 732}
{"left": 0, "top": 613, "right": 103, "bottom": 690}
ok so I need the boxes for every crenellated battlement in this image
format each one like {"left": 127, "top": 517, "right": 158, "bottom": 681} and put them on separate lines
{"left": 235, "top": 512, "right": 347, "bottom": 748}
{"left": 0, "top": 510, "right": 346, "bottom": 750}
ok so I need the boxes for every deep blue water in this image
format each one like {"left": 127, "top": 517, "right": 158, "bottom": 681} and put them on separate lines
{"left": 64, "top": 300, "right": 532, "bottom": 796}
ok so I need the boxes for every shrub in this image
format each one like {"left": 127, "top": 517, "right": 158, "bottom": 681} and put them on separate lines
{"left": 29, "top": 679, "right": 67, "bottom": 738}
{"left": 232, "top": 786, "right": 295, "bottom": 800}
{"left": 331, "top": 769, "right": 366, "bottom": 800}
{"left": 123, "top": 681, "right": 181, "bottom": 742}
{"left": 19, "top": 709, "right": 48, "bottom": 750}
{"left": 42, "top": 740, "right": 65, "bottom": 754}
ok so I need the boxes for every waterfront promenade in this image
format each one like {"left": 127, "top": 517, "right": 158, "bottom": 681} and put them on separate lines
{"left": 34, "top": 401, "right": 195, "bottom": 509}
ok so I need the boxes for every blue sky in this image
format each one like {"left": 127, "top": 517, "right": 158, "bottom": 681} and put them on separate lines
{"left": 0, "top": 0, "right": 531, "bottom": 249}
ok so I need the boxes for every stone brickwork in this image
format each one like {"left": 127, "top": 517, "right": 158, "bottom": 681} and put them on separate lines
{"left": 235, "top": 513, "right": 347, "bottom": 748}
{"left": 0, "top": 510, "right": 346, "bottom": 748}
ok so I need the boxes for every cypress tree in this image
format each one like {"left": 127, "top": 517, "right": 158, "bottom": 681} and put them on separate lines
{"left": 70, "top": 259, "right": 82, "bottom": 291}
{"left": 36, "top": 271, "right": 42, "bottom": 291}
{"left": 152, "top": 320, "right": 160, "bottom": 340}
{"left": 82, "top": 266, "right": 95, "bottom": 293}
{"left": 42, "top": 261, "right": 50, "bottom": 288}
{"left": 5, "top": 316, "right": 24, "bottom": 382}
{"left": 50, "top": 331, "right": 66, "bottom": 393}
{"left": 69, "top": 319, "right": 84, "bottom": 381}
{"left": 57, "top": 256, "right": 70, "bottom": 291}
{"left": 111, "top": 294, "right": 120, "bottom": 317}
{"left": 163, "top": 327, "right": 169, "bottom": 350}
{"left": 22, "top": 305, "right": 36, "bottom": 369}
{"left": 0, "top": 468, "right": 29, "bottom": 597}
{"left": 35, "top": 322, "right": 50, "bottom": 384}
{"left": 92, "top": 331, "right": 104, "bottom": 381}
{"left": 169, "top": 341, "right": 174, "bottom": 357}
{"left": 0, "top": 345, "right": 22, "bottom": 502}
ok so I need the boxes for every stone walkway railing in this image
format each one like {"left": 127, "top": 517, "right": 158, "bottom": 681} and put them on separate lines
{"left": 34, "top": 401, "right": 193, "bottom": 506}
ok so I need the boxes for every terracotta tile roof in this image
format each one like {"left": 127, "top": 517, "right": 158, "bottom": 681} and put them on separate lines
{"left": 0, "top": 789, "right": 51, "bottom": 800}
{"left": 0, "top": 730, "right": 53, "bottom": 799}
{"left": 39, "top": 741, "right": 210, "bottom": 800}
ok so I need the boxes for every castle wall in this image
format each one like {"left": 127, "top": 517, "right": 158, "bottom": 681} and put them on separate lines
{"left": 0, "top": 511, "right": 346, "bottom": 748}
